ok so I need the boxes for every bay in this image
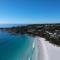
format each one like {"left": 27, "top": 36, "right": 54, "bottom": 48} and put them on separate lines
{"left": 0, "top": 31, "right": 34, "bottom": 60}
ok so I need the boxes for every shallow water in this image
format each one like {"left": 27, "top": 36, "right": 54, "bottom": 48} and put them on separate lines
{"left": 0, "top": 31, "right": 34, "bottom": 60}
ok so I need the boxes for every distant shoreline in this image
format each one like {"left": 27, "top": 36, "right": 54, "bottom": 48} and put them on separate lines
{"left": 0, "top": 23, "right": 60, "bottom": 46}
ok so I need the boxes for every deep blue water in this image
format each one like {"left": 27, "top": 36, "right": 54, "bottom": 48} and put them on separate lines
{"left": 0, "top": 31, "right": 34, "bottom": 60}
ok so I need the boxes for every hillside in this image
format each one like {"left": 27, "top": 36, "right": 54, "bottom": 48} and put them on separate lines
{"left": 0, "top": 23, "right": 60, "bottom": 46}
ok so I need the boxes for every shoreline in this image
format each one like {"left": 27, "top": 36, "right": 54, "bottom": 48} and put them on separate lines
{"left": 0, "top": 23, "right": 60, "bottom": 46}
{"left": 34, "top": 37, "right": 49, "bottom": 60}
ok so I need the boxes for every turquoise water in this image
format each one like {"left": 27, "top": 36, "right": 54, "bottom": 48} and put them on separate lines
{"left": 0, "top": 31, "right": 34, "bottom": 60}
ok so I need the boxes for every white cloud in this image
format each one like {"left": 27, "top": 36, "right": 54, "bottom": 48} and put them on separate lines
{"left": 0, "top": 21, "right": 13, "bottom": 24}
{"left": 0, "top": 20, "right": 20, "bottom": 24}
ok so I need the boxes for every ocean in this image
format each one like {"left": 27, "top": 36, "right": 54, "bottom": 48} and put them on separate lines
{"left": 0, "top": 31, "right": 34, "bottom": 60}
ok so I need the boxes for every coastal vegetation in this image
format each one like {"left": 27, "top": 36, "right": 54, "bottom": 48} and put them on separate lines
{"left": 0, "top": 23, "right": 60, "bottom": 46}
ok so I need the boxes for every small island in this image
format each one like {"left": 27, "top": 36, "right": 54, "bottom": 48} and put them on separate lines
{"left": 0, "top": 23, "right": 60, "bottom": 46}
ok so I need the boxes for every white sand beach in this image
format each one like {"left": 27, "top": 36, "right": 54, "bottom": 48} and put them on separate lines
{"left": 33, "top": 37, "right": 60, "bottom": 60}
{"left": 31, "top": 37, "right": 49, "bottom": 60}
{"left": 36, "top": 37, "right": 49, "bottom": 60}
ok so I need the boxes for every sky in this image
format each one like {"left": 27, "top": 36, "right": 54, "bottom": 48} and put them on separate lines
{"left": 0, "top": 0, "right": 60, "bottom": 24}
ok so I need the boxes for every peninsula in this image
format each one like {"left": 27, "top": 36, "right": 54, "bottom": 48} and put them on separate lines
{"left": 0, "top": 23, "right": 60, "bottom": 46}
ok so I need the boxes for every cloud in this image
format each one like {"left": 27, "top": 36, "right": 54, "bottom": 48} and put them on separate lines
{"left": 0, "top": 20, "right": 19, "bottom": 24}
